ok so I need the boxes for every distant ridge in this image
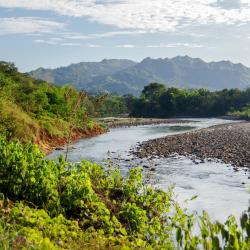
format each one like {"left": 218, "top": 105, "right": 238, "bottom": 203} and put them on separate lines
{"left": 29, "top": 56, "right": 250, "bottom": 95}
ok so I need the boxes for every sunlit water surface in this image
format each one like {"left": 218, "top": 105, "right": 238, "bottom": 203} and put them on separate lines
{"left": 49, "top": 118, "right": 250, "bottom": 222}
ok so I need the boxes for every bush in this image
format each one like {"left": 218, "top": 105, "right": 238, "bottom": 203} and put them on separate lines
{"left": 0, "top": 63, "right": 104, "bottom": 147}
{"left": 230, "top": 105, "right": 250, "bottom": 120}
{"left": 0, "top": 136, "right": 249, "bottom": 249}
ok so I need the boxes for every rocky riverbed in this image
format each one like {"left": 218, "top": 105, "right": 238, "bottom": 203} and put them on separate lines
{"left": 134, "top": 122, "right": 250, "bottom": 170}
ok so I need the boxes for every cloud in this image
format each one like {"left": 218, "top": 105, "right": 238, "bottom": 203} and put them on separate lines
{"left": 1, "top": 0, "right": 250, "bottom": 32}
{"left": 0, "top": 17, "right": 64, "bottom": 35}
{"left": 63, "top": 30, "right": 148, "bottom": 40}
{"left": 34, "top": 39, "right": 57, "bottom": 45}
{"left": 34, "top": 39, "right": 102, "bottom": 47}
{"left": 61, "top": 42, "right": 81, "bottom": 46}
{"left": 114, "top": 43, "right": 204, "bottom": 48}
{"left": 146, "top": 43, "right": 204, "bottom": 48}
{"left": 116, "top": 44, "right": 136, "bottom": 48}
{"left": 86, "top": 44, "right": 102, "bottom": 48}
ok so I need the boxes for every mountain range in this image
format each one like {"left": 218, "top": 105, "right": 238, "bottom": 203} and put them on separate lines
{"left": 29, "top": 56, "right": 250, "bottom": 95}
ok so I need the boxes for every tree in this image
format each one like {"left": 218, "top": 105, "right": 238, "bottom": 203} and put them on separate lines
{"left": 141, "top": 83, "right": 166, "bottom": 101}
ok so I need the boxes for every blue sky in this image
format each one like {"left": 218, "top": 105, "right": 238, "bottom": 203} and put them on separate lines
{"left": 0, "top": 0, "right": 250, "bottom": 71}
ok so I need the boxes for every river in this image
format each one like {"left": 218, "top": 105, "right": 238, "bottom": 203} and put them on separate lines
{"left": 49, "top": 118, "right": 250, "bottom": 222}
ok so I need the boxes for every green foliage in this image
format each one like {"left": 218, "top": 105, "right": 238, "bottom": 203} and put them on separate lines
{"left": 230, "top": 104, "right": 250, "bottom": 120}
{"left": 131, "top": 84, "right": 250, "bottom": 118}
{"left": 0, "top": 62, "right": 104, "bottom": 145}
{"left": 0, "top": 136, "right": 174, "bottom": 249}
{"left": 0, "top": 62, "right": 249, "bottom": 249}
{"left": 172, "top": 205, "right": 250, "bottom": 250}
{"left": 95, "top": 94, "right": 130, "bottom": 117}
{"left": 0, "top": 100, "right": 39, "bottom": 142}
{"left": 0, "top": 136, "right": 249, "bottom": 249}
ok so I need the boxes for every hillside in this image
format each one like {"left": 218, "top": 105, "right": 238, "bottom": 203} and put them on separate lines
{"left": 0, "top": 61, "right": 105, "bottom": 153}
{"left": 29, "top": 56, "right": 250, "bottom": 95}
{"left": 29, "top": 59, "right": 136, "bottom": 91}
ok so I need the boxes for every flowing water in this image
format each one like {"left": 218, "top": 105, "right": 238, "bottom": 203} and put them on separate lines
{"left": 49, "top": 118, "right": 250, "bottom": 222}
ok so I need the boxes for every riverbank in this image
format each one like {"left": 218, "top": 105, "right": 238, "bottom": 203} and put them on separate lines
{"left": 46, "top": 118, "right": 193, "bottom": 154}
{"left": 38, "top": 124, "right": 106, "bottom": 154}
{"left": 97, "top": 117, "right": 194, "bottom": 128}
{"left": 134, "top": 121, "right": 250, "bottom": 170}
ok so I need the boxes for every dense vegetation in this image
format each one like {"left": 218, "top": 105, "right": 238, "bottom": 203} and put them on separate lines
{"left": 0, "top": 136, "right": 249, "bottom": 249}
{"left": 230, "top": 104, "right": 250, "bottom": 120}
{"left": 129, "top": 83, "right": 250, "bottom": 118}
{"left": 1, "top": 61, "right": 250, "bottom": 249}
{"left": 0, "top": 61, "right": 136, "bottom": 151}
{"left": 93, "top": 93, "right": 130, "bottom": 117}
{"left": 0, "top": 61, "right": 106, "bottom": 149}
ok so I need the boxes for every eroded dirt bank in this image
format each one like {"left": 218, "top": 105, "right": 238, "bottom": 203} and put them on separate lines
{"left": 38, "top": 125, "right": 106, "bottom": 154}
{"left": 134, "top": 122, "right": 250, "bottom": 169}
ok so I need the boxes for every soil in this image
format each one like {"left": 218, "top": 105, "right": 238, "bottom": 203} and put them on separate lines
{"left": 36, "top": 125, "right": 106, "bottom": 154}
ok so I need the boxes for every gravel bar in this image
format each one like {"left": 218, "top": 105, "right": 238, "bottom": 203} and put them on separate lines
{"left": 134, "top": 122, "right": 250, "bottom": 169}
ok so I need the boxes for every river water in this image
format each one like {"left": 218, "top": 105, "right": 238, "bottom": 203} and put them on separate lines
{"left": 49, "top": 118, "right": 250, "bottom": 222}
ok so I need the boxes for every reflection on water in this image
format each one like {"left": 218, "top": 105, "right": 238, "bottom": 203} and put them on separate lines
{"left": 48, "top": 118, "right": 250, "bottom": 222}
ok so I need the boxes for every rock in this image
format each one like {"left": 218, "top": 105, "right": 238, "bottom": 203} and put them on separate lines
{"left": 133, "top": 122, "right": 250, "bottom": 171}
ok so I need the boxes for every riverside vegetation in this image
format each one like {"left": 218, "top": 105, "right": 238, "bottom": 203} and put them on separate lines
{"left": 77, "top": 83, "right": 250, "bottom": 120}
{"left": 0, "top": 61, "right": 130, "bottom": 152}
{"left": 128, "top": 83, "right": 250, "bottom": 119}
{"left": 0, "top": 61, "right": 105, "bottom": 152}
{"left": 0, "top": 136, "right": 249, "bottom": 249}
{"left": 0, "top": 62, "right": 249, "bottom": 249}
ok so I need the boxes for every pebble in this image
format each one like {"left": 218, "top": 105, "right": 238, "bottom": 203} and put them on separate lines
{"left": 134, "top": 122, "right": 250, "bottom": 171}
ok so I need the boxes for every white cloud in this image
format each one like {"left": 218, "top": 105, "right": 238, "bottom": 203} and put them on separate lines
{"left": 1, "top": 0, "right": 250, "bottom": 32}
{"left": 116, "top": 44, "right": 136, "bottom": 48}
{"left": 61, "top": 42, "right": 81, "bottom": 46}
{"left": 0, "top": 17, "right": 64, "bottom": 35}
{"left": 114, "top": 43, "right": 204, "bottom": 48}
{"left": 34, "top": 39, "right": 45, "bottom": 43}
{"left": 34, "top": 38, "right": 101, "bottom": 47}
{"left": 34, "top": 39, "right": 57, "bottom": 45}
{"left": 63, "top": 30, "right": 147, "bottom": 40}
{"left": 146, "top": 43, "right": 204, "bottom": 48}
{"left": 86, "top": 44, "right": 102, "bottom": 48}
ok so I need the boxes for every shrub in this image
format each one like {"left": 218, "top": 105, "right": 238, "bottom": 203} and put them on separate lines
{"left": 0, "top": 136, "right": 249, "bottom": 249}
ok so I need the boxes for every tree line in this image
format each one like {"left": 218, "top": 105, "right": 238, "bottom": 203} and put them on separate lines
{"left": 122, "top": 83, "right": 250, "bottom": 118}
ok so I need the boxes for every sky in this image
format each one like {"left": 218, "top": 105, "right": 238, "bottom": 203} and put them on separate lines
{"left": 0, "top": 0, "right": 250, "bottom": 72}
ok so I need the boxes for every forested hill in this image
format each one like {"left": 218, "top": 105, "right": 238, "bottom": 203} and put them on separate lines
{"left": 29, "top": 59, "right": 136, "bottom": 92}
{"left": 29, "top": 56, "right": 250, "bottom": 95}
